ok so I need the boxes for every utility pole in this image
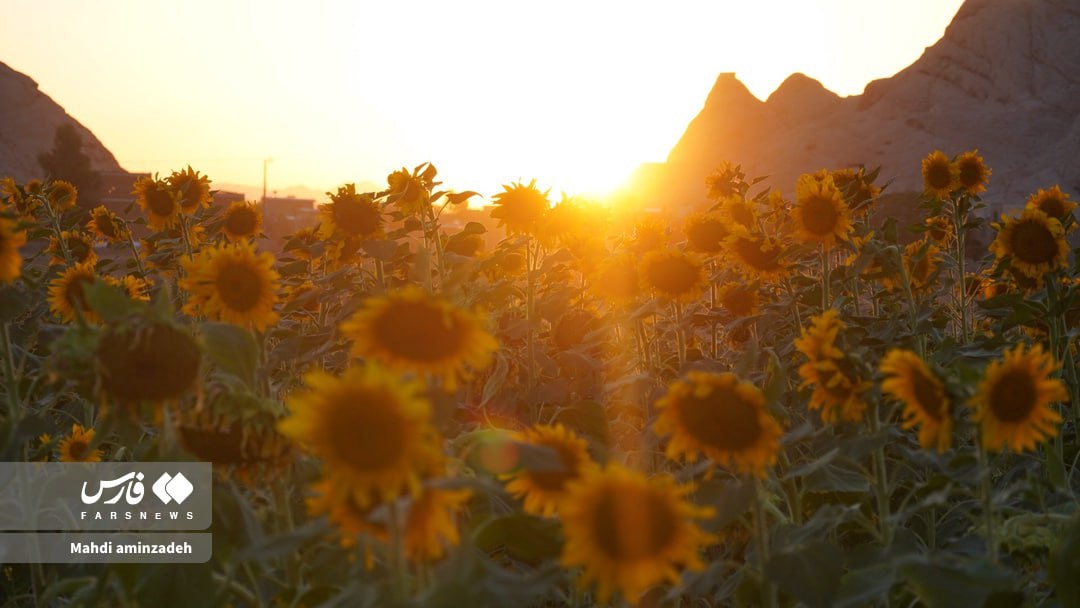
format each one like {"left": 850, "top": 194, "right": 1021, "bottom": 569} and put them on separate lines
{"left": 262, "top": 157, "right": 272, "bottom": 202}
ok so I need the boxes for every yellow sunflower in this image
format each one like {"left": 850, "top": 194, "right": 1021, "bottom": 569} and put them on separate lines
{"left": 339, "top": 286, "right": 498, "bottom": 390}
{"left": 87, "top": 205, "right": 125, "bottom": 242}
{"left": 716, "top": 283, "right": 759, "bottom": 318}
{"left": 954, "top": 150, "right": 991, "bottom": 195}
{"left": 444, "top": 232, "right": 485, "bottom": 258}
{"left": 880, "top": 349, "right": 952, "bottom": 452}
{"left": 590, "top": 253, "right": 642, "bottom": 304}
{"left": 972, "top": 343, "right": 1066, "bottom": 453}
{"left": 96, "top": 317, "right": 200, "bottom": 404}
{"left": 386, "top": 168, "right": 430, "bottom": 216}
{"left": 684, "top": 210, "right": 729, "bottom": 254}
{"left": 625, "top": 217, "right": 668, "bottom": 254}
{"left": 133, "top": 176, "right": 181, "bottom": 231}
{"left": 793, "top": 174, "right": 852, "bottom": 247}
{"left": 654, "top": 372, "right": 782, "bottom": 477}
{"left": 46, "top": 180, "right": 78, "bottom": 211}
{"left": 639, "top": 249, "right": 707, "bottom": 302}
{"left": 319, "top": 184, "right": 384, "bottom": 240}
{"left": 169, "top": 166, "right": 212, "bottom": 213}
{"left": 831, "top": 167, "right": 881, "bottom": 213}
{"left": 718, "top": 195, "right": 758, "bottom": 231}
{"left": 48, "top": 263, "right": 99, "bottom": 323}
{"left": 490, "top": 180, "right": 550, "bottom": 236}
{"left": 989, "top": 208, "right": 1068, "bottom": 280}
{"left": 0, "top": 218, "right": 26, "bottom": 283}
{"left": 560, "top": 465, "right": 714, "bottom": 605}
{"left": 921, "top": 150, "right": 958, "bottom": 198}
{"left": 794, "top": 309, "right": 846, "bottom": 377}
{"left": 504, "top": 424, "right": 596, "bottom": 517}
{"left": 705, "top": 161, "right": 744, "bottom": 201}
{"left": 221, "top": 201, "right": 262, "bottom": 241}
{"left": 724, "top": 227, "right": 786, "bottom": 281}
{"left": 924, "top": 215, "right": 954, "bottom": 243}
{"left": 278, "top": 366, "right": 442, "bottom": 506}
{"left": 58, "top": 424, "right": 103, "bottom": 462}
{"left": 904, "top": 239, "right": 943, "bottom": 292}
{"left": 404, "top": 485, "right": 473, "bottom": 562}
{"left": 807, "top": 364, "right": 869, "bottom": 423}
{"left": 47, "top": 230, "right": 96, "bottom": 267}
{"left": 180, "top": 241, "right": 280, "bottom": 331}
{"left": 1025, "top": 185, "right": 1076, "bottom": 223}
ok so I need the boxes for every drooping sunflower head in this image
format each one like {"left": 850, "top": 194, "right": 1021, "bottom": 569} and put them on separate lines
{"left": 904, "top": 238, "right": 943, "bottom": 292}
{"left": 809, "top": 365, "right": 869, "bottom": 423}
{"left": 504, "top": 424, "right": 596, "bottom": 517}
{"left": 880, "top": 350, "right": 952, "bottom": 452}
{"left": 47, "top": 230, "right": 96, "bottom": 267}
{"left": 1025, "top": 185, "right": 1076, "bottom": 224}
{"left": 990, "top": 208, "right": 1068, "bottom": 280}
{"left": 924, "top": 215, "right": 954, "bottom": 243}
{"left": 221, "top": 201, "right": 262, "bottom": 241}
{"left": 490, "top": 180, "right": 550, "bottom": 236}
{"left": 87, "top": 205, "right": 125, "bottom": 242}
{"left": 0, "top": 218, "right": 27, "bottom": 283}
{"left": 180, "top": 240, "right": 280, "bottom": 331}
{"left": 169, "top": 166, "right": 212, "bottom": 213}
{"left": 403, "top": 485, "right": 473, "bottom": 563}
{"left": 386, "top": 167, "right": 430, "bottom": 216}
{"left": 654, "top": 371, "right": 782, "bottom": 477}
{"left": 724, "top": 227, "right": 786, "bottom": 281}
{"left": 639, "top": 249, "right": 707, "bottom": 302}
{"left": 625, "top": 216, "right": 668, "bottom": 254}
{"left": 560, "top": 465, "right": 714, "bottom": 605}
{"left": 537, "top": 196, "right": 599, "bottom": 248}
{"left": 58, "top": 424, "right": 103, "bottom": 462}
{"left": 921, "top": 150, "right": 958, "bottom": 198}
{"left": 831, "top": 167, "right": 881, "bottom": 214}
{"left": 444, "top": 232, "right": 485, "bottom": 258}
{"left": 705, "top": 161, "right": 745, "bottom": 201}
{"left": 551, "top": 309, "right": 601, "bottom": 352}
{"left": 716, "top": 283, "right": 759, "bottom": 318}
{"left": 48, "top": 262, "right": 100, "bottom": 323}
{"left": 340, "top": 286, "right": 498, "bottom": 390}
{"left": 590, "top": 254, "right": 642, "bottom": 304}
{"left": 46, "top": 180, "right": 78, "bottom": 211}
{"left": 278, "top": 366, "right": 442, "bottom": 506}
{"left": 684, "top": 210, "right": 729, "bottom": 254}
{"left": 319, "top": 184, "right": 384, "bottom": 240}
{"left": 133, "top": 176, "right": 181, "bottom": 231}
{"left": 718, "top": 194, "right": 758, "bottom": 231}
{"left": 103, "top": 274, "right": 154, "bottom": 302}
{"left": 793, "top": 174, "right": 852, "bottom": 247}
{"left": 794, "top": 308, "right": 846, "bottom": 368}
{"left": 972, "top": 343, "right": 1066, "bottom": 453}
{"left": 954, "top": 150, "right": 990, "bottom": 195}
{"left": 96, "top": 317, "right": 201, "bottom": 405}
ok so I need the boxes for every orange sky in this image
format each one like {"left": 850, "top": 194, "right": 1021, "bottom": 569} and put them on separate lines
{"left": 1, "top": 0, "right": 964, "bottom": 200}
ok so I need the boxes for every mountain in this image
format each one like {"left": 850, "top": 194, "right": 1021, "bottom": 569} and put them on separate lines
{"left": 0, "top": 62, "right": 122, "bottom": 182}
{"left": 649, "top": 0, "right": 1080, "bottom": 213}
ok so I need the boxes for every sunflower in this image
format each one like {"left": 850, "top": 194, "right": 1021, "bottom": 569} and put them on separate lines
{"left": 639, "top": 249, "right": 707, "bottom": 302}
{"left": 560, "top": 465, "right": 714, "bottom": 605}
{"left": 718, "top": 195, "right": 758, "bottom": 231}
{"left": 880, "top": 350, "right": 952, "bottom": 452}
{"left": 386, "top": 168, "right": 430, "bottom": 216}
{"left": 972, "top": 343, "right": 1066, "bottom": 453}
{"left": 504, "top": 424, "right": 596, "bottom": 517}
{"left": 904, "top": 239, "right": 943, "bottom": 292}
{"left": 340, "top": 286, "right": 498, "bottom": 390}
{"left": 552, "top": 309, "right": 601, "bottom": 352}
{"left": 490, "top": 180, "right": 550, "bottom": 236}
{"left": 133, "top": 176, "right": 181, "bottom": 231}
{"left": 590, "top": 254, "right": 641, "bottom": 303}
{"left": 444, "top": 232, "right": 485, "bottom": 258}
{"left": 169, "top": 166, "right": 212, "bottom": 213}
{"left": 46, "top": 180, "right": 78, "bottom": 211}
{"left": 0, "top": 218, "right": 26, "bottom": 283}
{"left": 404, "top": 485, "right": 473, "bottom": 562}
{"left": 221, "top": 201, "right": 262, "bottom": 241}
{"left": 921, "top": 150, "right": 958, "bottom": 198}
{"left": 954, "top": 150, "right": 990, "bottom": 195}
{"left": 831, "top": 167, "right": 881, "bottom": 213}
{"left": 808, "top": 365, "right": 869, "bottom": 423}
{"left": 716, "top": 283, "right": 759, "bottom": 317}
{"left": 279, "top": 366, "right": 442, "bottom": 506}
{"left": 48, "top": 263, "right": 99, "bottom": 323}
{"left": 794, "top": 309, "right": 845, "bottom": 376}
{"left": 1025, "top": 186, "right": 1076, "bottom": 223}
{"left": 115, "top": 275, "right": 153, "bottom": 302}
{"left": 180, "top": 241, "right": 280, "bottom": 331}
{"left": 47, "top": 230, "right": 96, "bottom": 267}
{"left": 705, "top": 161, "right": 744, "bottom": 201}
{"left": 724, "top": 228, "right": 786, "bottom": 281}
{"left": 305, "top": 478, "right": 387, "bottom": 556}
{"left": 319, "top": 184, "right": 384, "bottom": 240}
{"left": 924, "top": 215, "right": 954, "bottom": 243}
{"left": 654, "top": 372, "right": 782, "bottom": 477}
{"left": 990, "top": 208, "right": 1068, "bottom": 279}
{"left": 58, "top": 424, "right": 103, "bottom": 462}
{"left": 793, "top": 174, "right": 852, "bottom": 247}
{"left": 684, "top": 210, "right": 729, "bottom": 254}
{"left": 87, "top": 205, "right": 125, "bottom": 242}
{"left": 625, "top": 217, "right": 667, "bottom": 254}
{"left": 96, "top": 318, "right": 200, "bottom": 404}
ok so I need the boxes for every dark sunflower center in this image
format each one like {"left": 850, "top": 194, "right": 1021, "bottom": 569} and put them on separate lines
{"left": 68, "top": 440, "right": 87, "bottom": 460}
{"left": 911, "top": 369, "right": 946, "bottom": 421}
{"left": 525, "top": 442, "right": 580, "bottom": 492}
{"left": 926, "top": 162, "right": 953, "bottom": 190}
{"left": 958, "top": 161, "right": 983, "bottom": 188}
{"left": 333, "top": 200, "right": 381, "bottom": 236}
{"left": 327, "top": 389, "right": 406, "bottom": 470}
{"left": 215, "top": 261, "right": 263, "bottom": 311}
{"left": 68, "top": 236, "right": 91, "bottom": 264}
{"left": 733, "top": 236, "right": 781, "bottom": 272}
{"left": 687, "top": 219, "right": 728, "bottom": 253}
{"left": 645, "top": 257, "right": 699, "bottom": 295}
{"left": 592, "top": 488, "right": 677, "bottom": 560}
{"left": 373, "top": 300, "right": 467, "bottom": 362}
{"left": 1038, "top": 198, "right": 1066, "bottom": 218}
{"left": 1009, "top": 220, "right": 1058, "bottom": 264}
{"left": 225, "top": 207, "right": 258, "bottom": 236}
{"left": 801, "top": 195, "right": 841, "bottom": 236}
{"left": 988, "top": 369, "right": 1038, "bottom": 423}
{"left": 147, "top": 188, "right": 176, "bottom": 217}
{"left": 722, "top": 289, "right": 755, "bottom": 317}
{"left": 98, "top": 322, "right": 201, "bottom": 403}
{"left": 678, "top": 385, "right": 763, "bottom": 450}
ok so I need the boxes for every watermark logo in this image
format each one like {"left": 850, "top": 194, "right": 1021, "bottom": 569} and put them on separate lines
{"left": 151, "top": 473, "right": 194, "bottom": 505}
{"left": 80, "top": 472, "right": 194, "bottom": 506}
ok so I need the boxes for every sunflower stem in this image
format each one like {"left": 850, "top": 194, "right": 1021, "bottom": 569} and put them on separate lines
{"left": 869, "top": 399, "right": 893, "bottom": 547}
{"left": 953, "top": 195, "right": 970, "bottom": 343}
{"left": 387, "top": 499, "right": 410, "bottom": 602}
{"left": 178, "top": 214, "right": 195, "bottom": 260}
{"left": 39, "top": 193, "right": 74, "bottom": 267}
{"left": 820, "top": 245, "right": 830, "bottom": 311}
{"left": 895, "top": 246, "right": 925, "bottom": 358}
{"left": 673, "top": 301, "right": 686, "bottom": 370}
{"left": 976, "top": 438, "right": 998, "bottom": 562}
{"left": 2, "top": 322, "right": 23, "bottom": 438}
{"left": 751, "top": 477, "right": 778, "bottom": 608}
{"left": 525, "top": 240, "right": 537, "bottom": 394}
{"left": 123, "top": 224, "right": 147, "bottom": 276}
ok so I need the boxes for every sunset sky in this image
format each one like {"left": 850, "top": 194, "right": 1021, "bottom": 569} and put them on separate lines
{"left": 2, "top": 0, "right": 964, "bottom": 200}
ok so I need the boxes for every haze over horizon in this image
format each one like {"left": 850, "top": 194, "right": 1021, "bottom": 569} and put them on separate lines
{"left": 1, "top": 0, "right": 964, "bottom": 201}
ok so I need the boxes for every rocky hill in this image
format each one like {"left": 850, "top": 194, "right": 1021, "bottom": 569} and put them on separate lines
{"left": 646, "top": 0, "right": 1080, "bottom": 214}
{"left": 0, "top": 62, "right": 122, "bottom": 182}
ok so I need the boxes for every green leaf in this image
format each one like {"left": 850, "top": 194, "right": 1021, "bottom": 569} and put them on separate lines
{"left": 201, "top": 322, "right": 258, "bottom": 388}
{"left": 765, "top": 540, "right": 844, "bottom": 608}
{"left": 473, "top": 513, "right": 563, "bottom": 562}
{"left": 360, "top": 239, "right": 398, "bottom": 261}
{"left": 83, "top": 280, "right": 136, "bottom": 322}
{"left": 447, "top": 191, "right": 480, "bottom": 205}
{"left": 692, "top": 478, "right": 755, "bottom": 531}
{"left": 835, "top": 562, "right": 897, "bottom": 608}
{"left": 900, "top": 557, "right": 1018, "bottom": 608}
{"left": 1049, "top": 513, "right": 1080, "bottom": 608}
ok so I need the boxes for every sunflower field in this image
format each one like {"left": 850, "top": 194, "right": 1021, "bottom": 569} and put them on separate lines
{"left": 1, "top": 153, "right": 1080, "bottom": 607}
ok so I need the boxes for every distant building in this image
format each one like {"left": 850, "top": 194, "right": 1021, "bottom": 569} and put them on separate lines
{"left": 261, "top": 196, "right": 317, "bottom": 247}
{"left": 212, "top": 190, "right": 245, "bottom": 208}
{"left": 98, "top": 170, "right": 149, "bottom": 212}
